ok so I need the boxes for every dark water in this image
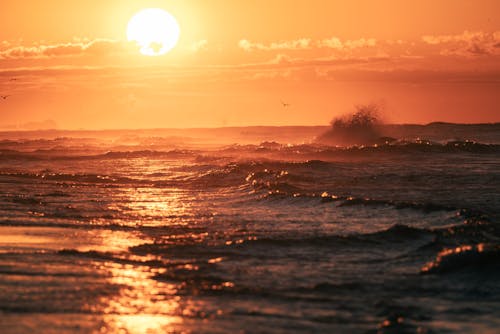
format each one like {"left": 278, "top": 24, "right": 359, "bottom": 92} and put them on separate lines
{"left": 0, "top": 124, "right": 499, "bottom": 333}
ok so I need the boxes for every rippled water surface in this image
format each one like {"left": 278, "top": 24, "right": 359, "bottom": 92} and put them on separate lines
{"left": 0, "top": 125, "right": 499, "bottom": 333}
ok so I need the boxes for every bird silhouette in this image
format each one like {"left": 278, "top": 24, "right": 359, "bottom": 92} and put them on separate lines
{"left": 281, "top": 100, "right": 290, "bottom": 107}
{"left": 1, "top": 95, "right": 10, "bottom": 100}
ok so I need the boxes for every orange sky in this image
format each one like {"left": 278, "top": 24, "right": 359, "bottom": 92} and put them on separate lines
{"left": 0, "top": 0, "right": 499, "bottom": 129}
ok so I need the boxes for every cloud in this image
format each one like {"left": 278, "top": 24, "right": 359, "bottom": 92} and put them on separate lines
{"left": 190, "top": 40, "right": 208, "bottom": 52}
{"left": 317, "top": 37, "right": 343, "bottom": 49}
{"left": 238, "top": 38, "right": 312, "bottom": 51}
{"left": 1, "top": 31, "right": 498, "bottom": 90}
{"left": 239, "top": 37, "right": 377, "bottom": 52}
{"left": 0, "top": 39, "right": 129, "bottom": 59}
{"left": 1, "top": 41, "right": 11, "bottom": 49}
{"left": 422, "top": 31, "right": 500, "bottom": 56}
{"left": 318, "top": 37, "right": 377, "bottom": 49}
{"left": 422, "top": 31, "right": 496, "bottom": 44}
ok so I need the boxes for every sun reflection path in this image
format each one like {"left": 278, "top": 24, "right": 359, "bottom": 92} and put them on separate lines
{"left": 99, "top": 261, "right": 184, "bottom": 333}
{"left": 91, "top": 236, "right": 184, "bottom": 334}
{"left": 89, "top": 161, "right": 224, "bottom": 333}
{"left": 90, "top": 185, "right": 207, "bottom": 333}
{"left": 111, "top": 187, "right": 199, "bottom": 227}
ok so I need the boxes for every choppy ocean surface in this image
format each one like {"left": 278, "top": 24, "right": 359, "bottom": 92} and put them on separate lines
{"left": 0, "top": 124, "right": 499, "bottom": 333}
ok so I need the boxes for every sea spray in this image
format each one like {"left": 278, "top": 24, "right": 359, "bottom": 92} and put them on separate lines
{"left": 316, "top": 103, "right": 390, "bottom": 145}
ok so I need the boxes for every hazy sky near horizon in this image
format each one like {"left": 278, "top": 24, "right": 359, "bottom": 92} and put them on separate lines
{"left": 0, "top": 0, "right": 499, "bottom": 129}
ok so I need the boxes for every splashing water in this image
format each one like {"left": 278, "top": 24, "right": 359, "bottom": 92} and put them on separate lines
{"left": 316, "top": 104, "right": 389, "bottom": 146}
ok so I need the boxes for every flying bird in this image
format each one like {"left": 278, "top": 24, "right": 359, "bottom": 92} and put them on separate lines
{"left": 281, "top": 100, "right": 290, "bottom": 108}
{"left": 1, "top": 95, "right": 10, "bottom": 100}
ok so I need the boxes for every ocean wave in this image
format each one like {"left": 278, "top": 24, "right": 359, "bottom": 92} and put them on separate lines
{"left": 0, "top": 218, "right": 143, "bottom": 231}
{"left": 257, "top": 186, "right": 457, "bottom": 214}
{"left": 432, "top": 218, "right": 500, "bottom": 246}
{"left": 219, "top": 140, "right": 500, "bottom": 157}
{"left": 99, "top": 149, "right": 197, "bottom": 159}
{"left": 7, "top": 194, "right": 44, "bottom": 205}
{"left": 295, "top": 281, "right": 366, "bottom": 293}
{"left": 0, "top": 267, "right": 89, "bottom": 278}
{"left": 1, "top": 139, "right": 498, "bottom": 162}
{"left": 0, "top": 148, "right": 198, "bottom": 161}
{"left": 129, "top": 220, "right": 500, "bottom": 277}
{"left": 114, "top": 158, "right": 491, "bottom": 218}
{"left": 57, "top": 248, "right": 164, "bottom": 267}
{"left": 0, "top": 171, "right": 143, "bottom": 185}
{"left": 130, "top": 224, "right": 434, "bottom": 255}
{"left": 421, "top": 243, "right": 500, "bottom": 274}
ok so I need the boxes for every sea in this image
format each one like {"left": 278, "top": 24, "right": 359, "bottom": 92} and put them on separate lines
{"left": 0, "top": 123, "right": 499, "bottom": 333}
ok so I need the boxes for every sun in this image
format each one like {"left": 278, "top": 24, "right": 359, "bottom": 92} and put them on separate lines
{"left": 127, "top": 8, "right": 180, "bottom": 56}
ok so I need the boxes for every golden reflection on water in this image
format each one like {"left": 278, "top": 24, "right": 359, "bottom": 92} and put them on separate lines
{"left": 91, "top": 188, "right": 196, "bottom": 333}
{"left": 74, "top": 165, "right": 216, "bottom": 333}
{"left": 118, "top": 187, "right": 194, "bottom": 226}
{"left": 99, "top": 262, "right": 183, "bottom": 333}
{"left": 101, "top": 314, "right": 183, "bottom": 334}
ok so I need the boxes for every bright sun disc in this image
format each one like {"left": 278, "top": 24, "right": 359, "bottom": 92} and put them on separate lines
{"left": 127, "top": 8, "right": 180, "bottom": 56}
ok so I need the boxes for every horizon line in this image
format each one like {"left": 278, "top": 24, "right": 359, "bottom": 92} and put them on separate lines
{"left": 1, "top": 121, "right": 500, "bottom": 133}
